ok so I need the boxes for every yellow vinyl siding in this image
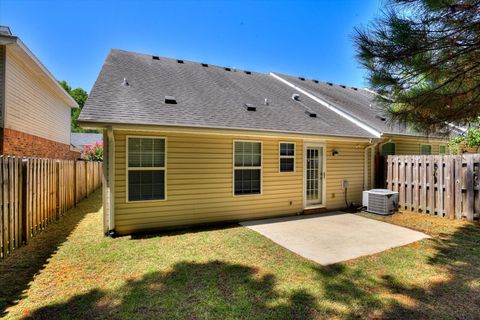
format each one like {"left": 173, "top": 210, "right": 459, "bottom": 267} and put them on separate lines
{"left": 114, "top": 130, "right": 304, "bottom": 234}
{"left": 4, "top": 46, "right": 71, "bottom": 145}
{"left": 326, "top": 141, "right": 366, "bottom": 209}
{"left": 391, "top": 137, "right": 449, "bottom": 155}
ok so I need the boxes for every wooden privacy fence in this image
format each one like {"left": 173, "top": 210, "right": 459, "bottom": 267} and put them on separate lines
{"left": 387, "top": 155, "right": 480, "bottom": 221}
{"left": 0, "top": 157, "right": 102, "bottom": 259}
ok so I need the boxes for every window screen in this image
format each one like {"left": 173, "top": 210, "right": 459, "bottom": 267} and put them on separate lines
{"left": 439, "top": 145, "right": 447, "bottom": 154}
{"left": 279, "top": 143, "right": 295, "bottom": 172}
{"left": 127, "top": 137, "right": 166, "bottom": 201}
{"left": 234, "top": 141, "right": 261, "bottom": 195}
{"left": 420, "top": 144, "right": 432, "bottom": 155}
{"left": 381, "top": 142, "right": 396, "bottom": 156}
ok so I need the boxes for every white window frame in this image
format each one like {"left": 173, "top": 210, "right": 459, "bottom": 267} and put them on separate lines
{"left": 233, "top": 140, "right": 263, "bottom": 197}
{"left": 279, "top": 141, "right": 296, "bottom": 173}
{"left": 125, "top": 135, "right": 167, "bottom": 203}
{"left": 420, "top": 144, "right": 432, "bottom": 155}
{"left": 439, "top": 144, "right": 447, "bottom": 154}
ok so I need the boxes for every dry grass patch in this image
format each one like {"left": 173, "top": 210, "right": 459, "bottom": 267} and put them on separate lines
{"left": 1, "top": 195, "right": 479, "bottom": 319}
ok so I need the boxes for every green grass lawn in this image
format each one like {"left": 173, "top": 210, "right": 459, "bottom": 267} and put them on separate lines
{"left": 1, "top": 190, "right": 479, "bottom": 319}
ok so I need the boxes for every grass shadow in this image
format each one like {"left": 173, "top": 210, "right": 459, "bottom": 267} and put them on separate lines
{"left": 0, "top": 190, "right": 102, "bottom": 316}
{"left": 24, "top": 260, "right": 318, "bottom": 319}
{"left": 311, "top": 220, "right": 480, "bottom": 319}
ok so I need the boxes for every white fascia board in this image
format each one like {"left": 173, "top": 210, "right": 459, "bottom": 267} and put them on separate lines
{"left": 270, "top": 73, "right": 382, "bottom": 138}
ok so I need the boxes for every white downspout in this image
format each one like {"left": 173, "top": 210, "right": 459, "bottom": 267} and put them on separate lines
{"left": 107, "top": 126, "right": 115, "bottom": 233}
{"left": 364, "top": 141, "right": 379, "bottom": 190}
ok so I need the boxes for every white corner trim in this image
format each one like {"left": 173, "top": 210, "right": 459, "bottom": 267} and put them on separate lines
{"left": 270, "top": 73, "right": 382, "bottom": 138}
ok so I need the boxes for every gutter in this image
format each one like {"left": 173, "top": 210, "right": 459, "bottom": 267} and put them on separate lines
{"left": 270, "top": 73, "right": 382, "bottom": 138}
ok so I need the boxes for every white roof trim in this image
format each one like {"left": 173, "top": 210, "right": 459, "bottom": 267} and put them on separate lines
{"left": 270, "top": 73, "right": 382, "bottom": 138}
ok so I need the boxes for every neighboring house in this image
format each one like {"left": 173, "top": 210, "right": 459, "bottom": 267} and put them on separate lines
{"left": 79, "top": 49, "right": 451, "bottom": 235}
{"left": 0, "top": 26, "right": 79, "bottom": 160}
{"left": 71, "top": 132, "right": 103, "bottom": 151}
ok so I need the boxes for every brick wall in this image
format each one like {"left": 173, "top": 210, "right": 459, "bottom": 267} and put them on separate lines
{"left": 0, "top": 128, "right": 80, "bottom": 160}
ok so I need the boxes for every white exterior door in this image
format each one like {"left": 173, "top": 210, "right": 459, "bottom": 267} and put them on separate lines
{"left": 305, "top": 145, "right": 325, "bottom": 208}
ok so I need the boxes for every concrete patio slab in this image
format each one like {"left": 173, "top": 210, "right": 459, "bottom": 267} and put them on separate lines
{"left": 241, "top": 212, "right": 429, "bottom": 265}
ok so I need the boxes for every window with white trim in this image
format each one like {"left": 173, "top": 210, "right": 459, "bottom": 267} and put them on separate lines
{"left": 279, "top": 142, "right": 295, "bottom": 172}
{"left": 234, "top": 141, "right": 261, "bottom": 195}
{"left": 420, "top": 144, "right": 432, "bottom": 155}
{"left": 127, "top": 137, "right": 166, "bottom": 201}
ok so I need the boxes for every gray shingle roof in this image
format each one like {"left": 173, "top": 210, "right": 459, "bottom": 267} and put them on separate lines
{"left": 79, "top": 49, "right": 376, "bottom": 139}
{"left": 277, "top": 74, "right": 420, "bottom": 136}
{"left": 71, "top": 133, "right": 103, "bottom": 149}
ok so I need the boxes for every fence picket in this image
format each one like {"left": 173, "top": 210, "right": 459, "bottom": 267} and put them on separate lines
{"left": 0, "top": 157, "right": 102, "bottom": 259}
{"left": 388, "top": 154, "right": 480, "bottom": 221}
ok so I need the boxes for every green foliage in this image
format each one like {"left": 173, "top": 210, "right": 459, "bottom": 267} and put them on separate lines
{"left": 354, "top": 0, "right": 480, "bottom": 133}
{"left": 449, "top": 127, "right": 480, "bottom": 154}
{"left": 59, "top": 80, "right": 98, "bottom": 133}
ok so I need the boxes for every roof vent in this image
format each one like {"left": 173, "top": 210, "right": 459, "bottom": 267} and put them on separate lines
{"left": 122, "top": 78, "right": 129, "bottom": 86}
{"left": 264, "top": 98, "right": 269, "bottom": 106}
{"left": 244, "top": 70, "right": 252, "bottom": 75}
{"left": 177, "top": 59, "right": 184, "bottom": 64}
{"left": 165, "top": 96, "right": 177, "bottom": 104}
{"left": 352, "top": 87, "right": 358, "bottom": 91}
{"left": 375, "top": 115, "right": 386, "bottom": 121}
{"left": 327, "top": 82, "right": 333, "bottom": 86}
{"left": 340, "top": 85, "right": 346, "bottom": 88}
{"left": 305, "top": 110, "right": 317, "bottom": 118}
{"left": 312, "top": 80, "right": 319, "bottom": 83}
{"left": 299, "top": 77, "right": 305, "bottom": 81}
{"left": 244, "top": 103, "right": 256, "bottom": 111}
{"left": 224, "top": 67, "right": 232, "bottom": 71}
{"left": 152, "top": 56, "right": 160, "bottom": 60}
{"left": 201, "top": 63, "right": 208, "bottom": 67}
{"left": 291, "top": 93, "right": 301, "bottom": 101}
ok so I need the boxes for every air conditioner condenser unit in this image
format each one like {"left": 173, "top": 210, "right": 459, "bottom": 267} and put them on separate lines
{"left": 362, "top": 189, "right": 399, "bottom": 215}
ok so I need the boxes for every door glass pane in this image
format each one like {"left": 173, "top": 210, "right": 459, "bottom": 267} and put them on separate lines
{"left": 306, "top": 147, "right": 323, "bottom": 205}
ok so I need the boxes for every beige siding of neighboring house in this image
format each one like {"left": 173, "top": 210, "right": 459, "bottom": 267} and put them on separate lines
{"left": 364, "top": 135, "right": 450, "bottom": 189}
{"left": 4, "top": 46, "right": 71, "bottom": 145}
{"left": 389, "top": 136, "right": 449, "bottom": 155}
{"left": 112, "top": 130, "right": 368, "bottom": 234}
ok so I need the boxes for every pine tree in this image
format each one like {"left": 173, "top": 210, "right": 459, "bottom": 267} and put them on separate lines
{"left": 354, "top": 0, "right": 480, "bottom": 133}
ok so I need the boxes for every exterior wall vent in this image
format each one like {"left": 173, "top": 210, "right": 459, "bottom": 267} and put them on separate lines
{"left": 244, "top": 103, "right": 256, "bottom": 111}
{"left": 177, "top": 59, "right": 184, "bottom": 64}
{"left": 152, "top": 56, "right": 160, "bottom": 60}
{"left": 165, "top": 96, "right": 177, "bottom": 104}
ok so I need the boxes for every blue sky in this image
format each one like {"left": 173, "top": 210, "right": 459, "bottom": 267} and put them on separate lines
{"left": 0, "top": 0, "right": 381, "bottom": 92}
